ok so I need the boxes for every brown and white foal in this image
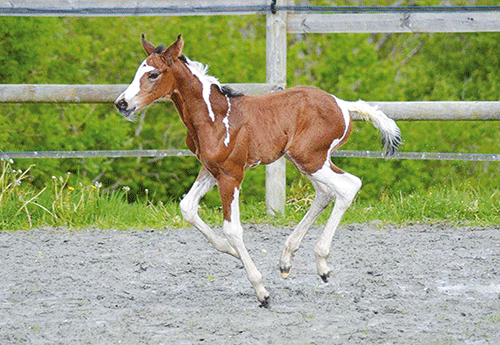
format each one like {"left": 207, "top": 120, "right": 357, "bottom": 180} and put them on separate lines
{"left": 115, "top": 35, "right": 401, "bottom": 307}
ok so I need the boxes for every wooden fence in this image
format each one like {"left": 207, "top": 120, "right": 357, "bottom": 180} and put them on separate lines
{"left": 1, "top": 0, "right": 499, "bottom": 215}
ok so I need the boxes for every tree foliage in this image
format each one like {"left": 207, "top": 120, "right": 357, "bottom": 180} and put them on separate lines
{"left": 0, "top": 7, "right": 498, "bottom": 206}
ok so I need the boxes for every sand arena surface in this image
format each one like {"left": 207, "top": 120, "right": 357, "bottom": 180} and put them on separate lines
{"left": 1, "top": 223, "right": 499, "bottom": 344}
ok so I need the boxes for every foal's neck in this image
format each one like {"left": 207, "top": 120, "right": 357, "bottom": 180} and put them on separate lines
{"left": 172, "top": 60, "right": 228, "bottom": 125}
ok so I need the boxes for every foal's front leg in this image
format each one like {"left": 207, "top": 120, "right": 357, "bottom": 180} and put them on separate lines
{"left": 179, "top": 167, "right": 239, "bottom": 258}
{"left": 218, "top": 175, "right": 270, "bottom": 307}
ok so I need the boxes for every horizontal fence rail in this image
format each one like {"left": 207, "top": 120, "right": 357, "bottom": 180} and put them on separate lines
{"left": 0, "top": 84, "right": 279, "bottom": 103}
{"left": 0, "top": 0, "right": 270, "bottom": 16}
{"left": 2, "top": 2, "right": 499, "bottom": 17}
{"left": 331, "top": 150, "right": 499, "bottom": 162}
{"left": 281, "top": 5, "right": 500, "bottom": 13}
{"left": 367, "top": 102, "right": 500, "bottom": 121}
{"left": 287, "top": 12, "right": 500, "bottom": 34}
{"left": 1, "top": 84, "right": 499, "bottom": 121}
{"left": 2, "top": 150, "right": 498, "bottom": 162}
{"left": 0, "top": 149, "right": 194, "bottom": 160}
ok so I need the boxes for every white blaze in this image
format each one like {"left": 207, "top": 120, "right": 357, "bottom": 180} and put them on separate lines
{"left": 122, "top": 59, "right": 155, "bottom": 101}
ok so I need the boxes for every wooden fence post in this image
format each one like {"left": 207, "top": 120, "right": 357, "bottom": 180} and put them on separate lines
{"left": 265, "top": 0, "right": 288, "bottom": 216}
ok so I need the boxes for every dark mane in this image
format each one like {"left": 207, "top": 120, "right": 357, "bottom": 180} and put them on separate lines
{"left": 178, "top": 55, "right": 244, "bottom": 98}
{"left": 219, "top": 85, "right": 244, "bottom": 98}
{"left": 155, "top": 44, "right": 166, "bottom": 54}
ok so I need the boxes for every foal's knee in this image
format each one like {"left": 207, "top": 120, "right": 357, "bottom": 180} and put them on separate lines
{"left": 349, "top": 174, "right": 362, "bottom": 197}
{"left": 222, "top": 219, "right": 244, "bottom": 246}
{"left": 345, "top": 173, "right": 362, "bottom": 198}
{"left": 179, "top": 196, "right": 197, "bottom": 224}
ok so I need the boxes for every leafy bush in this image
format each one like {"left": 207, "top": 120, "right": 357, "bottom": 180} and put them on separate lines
{"left": 1, "top": 12, "right": 498, "bottom": 209}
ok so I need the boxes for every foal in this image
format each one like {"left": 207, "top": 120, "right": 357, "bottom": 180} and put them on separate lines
{"left": 115, "top": 35, "right": 401, "bottom": 307}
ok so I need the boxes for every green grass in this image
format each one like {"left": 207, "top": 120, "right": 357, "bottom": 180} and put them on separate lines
{"left": 0, "top": 161, "right": 498, "bottom": 231}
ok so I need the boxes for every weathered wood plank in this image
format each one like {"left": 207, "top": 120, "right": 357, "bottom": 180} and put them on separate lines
{"left": 265, "top": 0, "right": 289, "bottom": 216}
{"left": 0, "top": 83, "right": 278, "bottom": 103}
{"left": 288, "top": 12, "right": 500, "bottom": 33}
{"left": 0, "top": 149, "right": 195, "bottom": 159}
{"left": 3, "top": 149, "right": 498, "bottom": 161}
{"left": 0, "top": 0, "right": 269, "bottom": 16}
{"left": 2, "top": 85, "right": 499, "bottom": 120}
{"left": 369, "top": 101, "right": 500, "bottom": 121}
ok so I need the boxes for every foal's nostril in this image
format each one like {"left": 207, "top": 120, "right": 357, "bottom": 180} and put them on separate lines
{"left": 116, "top": 99, "right": 128, "bottom": 111}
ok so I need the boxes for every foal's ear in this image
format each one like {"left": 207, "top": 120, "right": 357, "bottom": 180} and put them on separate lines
{"left": 141, "top": 34, "right": 156, "bottom": 55}
{"left": 162, "top": 34, "right": 184, "bottom": 63}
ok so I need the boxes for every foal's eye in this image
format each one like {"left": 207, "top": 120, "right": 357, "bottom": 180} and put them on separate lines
{"left": 148, "top": 72, "right": 160, "bottom": 80}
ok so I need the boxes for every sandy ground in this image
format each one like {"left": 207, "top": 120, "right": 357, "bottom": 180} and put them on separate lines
{"left": 0, "top": 223, "right": 499, "bottom": 344}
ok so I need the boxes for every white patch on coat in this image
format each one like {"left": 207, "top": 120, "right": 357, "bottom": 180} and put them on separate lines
{"left": 183, "top": 56, "right": 222, "bottom": 122}
{"left": 332, "top": 97, "right": 401, "bottom": 155}
{"left": 123, "top": 59, "right": 155, "bottom": 101}
{"left": 325, "top": 95, "right": 352, "bottom": 159}
{"left": 222, "top": 96, "right": 231, "bottom": 146}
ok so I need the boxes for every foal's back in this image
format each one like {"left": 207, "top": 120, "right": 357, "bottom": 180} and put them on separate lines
{"left": 234, "top": 86, "right": 349, "bottom": 173}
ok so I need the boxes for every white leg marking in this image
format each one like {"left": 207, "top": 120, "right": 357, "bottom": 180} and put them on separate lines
{"left": 222, "top": 188, "right": 269, "bottom": 305}
{"left": 280, "top": 178, "right": 333, "bottom": 278}
{"left": 311, "top": 164, "right": 362, "bottom": 280}
{"left": 280, "top": 99, "right": 351, "bottom": 278}
{"left": 180, "top": 169, "right": 239, "bottom": 258}
{"left": 121, "top": 59, "right": 155, "bottom": 102}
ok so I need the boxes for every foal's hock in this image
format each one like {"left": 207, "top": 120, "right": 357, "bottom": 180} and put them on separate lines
{"left": 115, "top": 35, "right": 402, "bottom": 307}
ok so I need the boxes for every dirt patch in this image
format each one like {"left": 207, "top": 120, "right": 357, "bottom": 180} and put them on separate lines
{"left": 1, "top": 223, "right": 499, "bottom": 344}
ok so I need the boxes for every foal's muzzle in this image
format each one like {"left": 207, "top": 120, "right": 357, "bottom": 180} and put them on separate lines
{"left": 115, "top": 98, "right": 137, "bottom": 121}
{"left": 115, "top": 99, "right": 128, "bottom": 112}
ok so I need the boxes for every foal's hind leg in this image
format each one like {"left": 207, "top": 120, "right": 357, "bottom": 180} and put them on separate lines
{"left": 310, "top": 163, "right": 362, "bottom": 282}
{"left": 280, "top": 178, "right": 333, "bottom": 278}
{"left": 180, "top": 167, "right": 239, "bottom": 258}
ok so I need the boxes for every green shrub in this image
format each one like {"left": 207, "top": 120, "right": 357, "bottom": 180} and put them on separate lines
{"left": 0, "top": 13, "right": 498, "bottom": 208}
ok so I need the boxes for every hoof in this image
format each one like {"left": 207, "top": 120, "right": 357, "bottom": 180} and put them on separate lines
{"left": 320, "top": 271, "right": 331, "bottom": 283}
{"left": 280, "top": 267, "right": 291, "bottom": 279}
{"left": 259, "top": 295, "right": 271, "bottom": 308}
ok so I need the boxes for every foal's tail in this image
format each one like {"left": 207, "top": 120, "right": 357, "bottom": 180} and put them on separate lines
{"left": 340, "top": 99, "right": 402, "bottom": 156}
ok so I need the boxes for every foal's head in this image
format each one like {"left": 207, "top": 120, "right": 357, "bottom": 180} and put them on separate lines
{"left": 115, "top": 35, "right": 184, "bottom": 120}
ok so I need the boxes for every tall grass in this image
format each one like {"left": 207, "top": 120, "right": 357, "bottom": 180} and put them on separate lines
{"left": 343, "top": 184, "right": 499, "bottom": 226}
{"left": 0, "top": 160, "right": 185, "bottom": 230}
{"left": 0, "top": 161, "right": 498, "bottom": 231}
